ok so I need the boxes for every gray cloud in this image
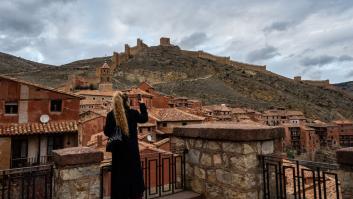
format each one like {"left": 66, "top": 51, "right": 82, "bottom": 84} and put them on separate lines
{"left": 300, "top": 55, "right": 353, "bottom": 66}
{"left": 246, "top": 46, "right": 280, "bottom": 62}
{"left": 0, "top": 0, "right": 353, "bottom": 83}
{"left": 300, "top": 55, "right": 336, "bottom": 66}
{"left": 178, "top": 32, "right": 208, "bottom": 49}
{"left": 263, "top": 21, "right": 294, "bottom": 32}
{"left": 338, "top": 55, "right": 353, "bottom": 62}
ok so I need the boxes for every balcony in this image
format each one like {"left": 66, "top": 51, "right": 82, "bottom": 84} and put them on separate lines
{"left": 10, "top": 156, "right": 53, "bottom": 169}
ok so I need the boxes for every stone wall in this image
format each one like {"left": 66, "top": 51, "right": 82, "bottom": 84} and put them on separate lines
{"left": 172, "top": 123, "right": 284, "bottom": 199}
{"left": 52, "top": 147, "right": 103, "bottom": 199}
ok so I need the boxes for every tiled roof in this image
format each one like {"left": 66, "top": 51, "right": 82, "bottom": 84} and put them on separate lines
{"left": 203, "top": 105, "right": 231, "bottom": 112}
{"left": 123, "top": 87, "right": 153, "bottom": 97}
{"left": 231, "top": 108, "right": 246, "bottom": 114}
{"left": 153, "top": 138, "right": 170, "bottom": 147}
{"left": 0, "top": 75, "right": 83, "bottom": 99}
{"left": 139, "top": 141, "right": 171, "bottom": 154}
{"left": 333, "top": 120, "right": 353, "bottom": 125}
{"left": 80, "top": 99, "right": 104, "bottom": 105}
{"left": 137, "top": 122, "right": 156, "bottom": 127}
{"left": 149, "top": 108, "right": 205, "bottom": 122}
{"left": 101, "top": 62, "right": 110, "bottom": 69}
{"left": 76, "top": 90, "right": 115, "bottom": 97}
{"left": 0, "top": 121, "right": 78, "bottom": 136}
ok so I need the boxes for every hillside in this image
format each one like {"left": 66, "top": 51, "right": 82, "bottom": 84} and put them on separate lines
{"left": 1, "top": 45, "right": 353, "bottom": 121}
{"left": 335, "top": 81, "right": 353, "bottom": 95}
{"left": 0, "top": 52, "right": 53, "bottom": 74}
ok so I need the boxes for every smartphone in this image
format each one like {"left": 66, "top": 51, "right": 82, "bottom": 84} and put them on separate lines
{"left": 137, "top": 94, "right": 142, "bottom": 101}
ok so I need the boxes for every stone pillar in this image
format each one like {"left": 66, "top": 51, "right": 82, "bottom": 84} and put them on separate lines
{"left": 337, "top": 147, "right": 353, "bottom": 199}
{"left": 52, "top": 147, "right": 104, "bottom": 199}
{"left": 172, "top": 123, "right": 284, "bottom": 199}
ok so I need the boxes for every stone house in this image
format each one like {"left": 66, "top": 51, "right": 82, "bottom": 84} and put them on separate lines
{"left": 0, "top": 75, "right": 81, "bottom": 169}
{"left": 307, "top": 122, "right": 340, "bottom": 148}
{"left": 202, "top": 104, "right": 232, "bottom": 121}
{"left": 333, "top": 120, "right": 353, "bottom": 147}
{"left": 148, "top": 108, "right": 205, "bottom": 135}
{"left": 282, "top": 124, "right": 320, "bottom": 155}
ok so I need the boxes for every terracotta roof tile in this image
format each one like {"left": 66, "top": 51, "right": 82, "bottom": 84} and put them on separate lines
{"left": 0, "top": 121, "right": 78, "bottom": 136}
{"left": 149, "top": 108, "right": 205, "bottom": 122}
{"left": 123, "top": 87, "right": 153, "bottom": 97}
{"left": 203, "top": 105, "right": 231, "bottom": 112}
{"left": 76, "top": 90, "right": 115, "bottom": 97}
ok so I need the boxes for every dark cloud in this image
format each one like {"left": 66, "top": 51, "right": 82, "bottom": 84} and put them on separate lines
{"left": 338, "top": 55, "right": 353, "bottom": 62}
{"left": 178, "top": 32, "right": 208, "bottom": 49}
{"left": 263, "top": 21, "right": 294, "bottom": 32}
{"left": 300, "top": 55, "right": 336, "bottom": 66}
{"left": 300, "top": 55, "right": 353, "bottom": 66}
{"left": 246, "top": 46, "right": 280, "bottom": 62}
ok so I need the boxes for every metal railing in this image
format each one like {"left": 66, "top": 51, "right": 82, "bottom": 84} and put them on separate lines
{"left": 100, "top": 152, "right": 186, "bottom": 199}
{"left": 0, "top": 164, "right": 53, "bottom": 199}
{"left": 261, "top": 154, "right": 341, "bottom": 199}
{"left": 11, "top": 156, "right": 53, "bottom": 169}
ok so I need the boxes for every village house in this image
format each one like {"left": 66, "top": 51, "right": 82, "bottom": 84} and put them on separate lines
{"left": 148, "top": 108, "right": 205, "bottom": 135}
{"left": 282, "top": 124, "right": 320, "bottom": 155}
{"left": 122, "top": 87, "right": 153, "bottom": 109}
{"left": 307, "top": 122, "right": 340, "bottom": 148}
{"left": 333, "top": 120, "right": 353, "bottom": 147}
{"left": 138, "top": 81, "right": 171, "bottom": 108}
{"left": 0, "top": 75, "right": 81, "bottom": 169}
{"left": 202, "top": 104, "right": 232, "bottom": 121}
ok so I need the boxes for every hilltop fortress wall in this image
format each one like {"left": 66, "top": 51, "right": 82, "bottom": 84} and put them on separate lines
{"left": 111, "top": 37, "right": 267, "bottom": 72}
{"left": 293, "top": 76, "right": 331, "bottom": 87}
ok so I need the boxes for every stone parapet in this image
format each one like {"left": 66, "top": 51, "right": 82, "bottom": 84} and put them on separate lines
{"left": 52, "top": 147, "right": 104, "bottom": 199}
{"left": 337, "top": 147, "right": 353, "bottom": 199}
{"left": 173, "top": 123, "right": 284, "bottom": 141}
{"left": 172, "top": 123, "right": 284, "bottom": 199}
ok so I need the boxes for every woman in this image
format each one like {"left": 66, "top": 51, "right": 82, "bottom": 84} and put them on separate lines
{"left": 104, "top": 91, "right": 148, "bottom": 199}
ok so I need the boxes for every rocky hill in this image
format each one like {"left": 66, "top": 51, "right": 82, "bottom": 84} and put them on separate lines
{"left": 0, "top": 52, "right": 53, "bottom": 74}
{"left": 335, "top": 81, "right": 353, "bottom": 95}
{"left": 1, "top": 45, "right": 353, "bottom": 121}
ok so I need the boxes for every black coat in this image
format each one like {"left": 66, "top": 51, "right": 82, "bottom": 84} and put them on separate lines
{"left": 104, "top": 103, "right": 148, "bottom": 199}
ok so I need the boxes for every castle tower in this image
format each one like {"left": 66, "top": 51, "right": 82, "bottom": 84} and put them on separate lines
{"left": 160, "top": 37, "right": 171, "bottom": 46}
{"left": 111, "top": 52, "right": 120, "bottom": 72}
{"left": 98, "top": 62, "right": 113, "bottom": 91}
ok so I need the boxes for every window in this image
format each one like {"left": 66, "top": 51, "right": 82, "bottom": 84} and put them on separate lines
{"left": 11, "top": 137, "right": 28, "bottom": 168}
{"left": 50, "top": 100, "right": 62, "bottom": 112}
{"left": 162, "top": 122, "right": 167, "bottom": 127}
{"left": 47, "top": 136, "right": 64, "bottom": 155}
{"left": 182, "top": 122, "right": 187, "bottom": 126}
{"left": 5, "top": 102, "right": 18, "bottom": 114}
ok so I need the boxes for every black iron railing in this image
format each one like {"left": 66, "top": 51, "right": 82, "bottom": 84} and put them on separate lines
{"left": 0, "top": 164, "right": 53, "bottom": 199}
{"left": 100, "top": 152, "right": 186, "bottom": 199}
{"left": 261, "top": 154, "right": 341, "bottom": 199}
{"left": 11, "top": 156, "right": 53, "bottom": 169}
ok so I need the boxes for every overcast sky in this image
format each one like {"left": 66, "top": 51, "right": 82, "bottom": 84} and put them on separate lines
{"left": 1, "top": 0, "right": 353, "bottom": 83}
